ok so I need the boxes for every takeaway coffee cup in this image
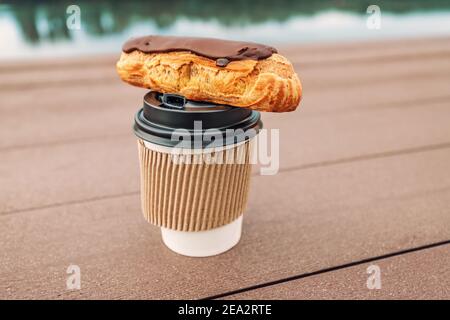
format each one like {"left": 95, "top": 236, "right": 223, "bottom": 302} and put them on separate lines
{"left": 134, "top": 92, "right": 262, "bottom": 257}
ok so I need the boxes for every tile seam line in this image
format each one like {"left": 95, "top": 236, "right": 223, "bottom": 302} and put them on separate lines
{"left": 0, "top": 191, "right": 140, "bottom": 217}
{"left": 280, "top": 141, "right": 450, "bottom": 174}
{"left": 2, "top": 141, "right": 450, "bottom": 216}
{"left": 201, "top": 240, "right": 450, "bottom": 300}
{"left": 292, "top": 49, "right": 450, "bottom": 68}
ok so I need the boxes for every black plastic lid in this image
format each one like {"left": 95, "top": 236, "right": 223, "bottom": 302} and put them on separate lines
{"left": 134, "top": 91, "right": 262, "bottom": 148}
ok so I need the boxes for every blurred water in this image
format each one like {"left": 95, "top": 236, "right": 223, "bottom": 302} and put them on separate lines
{"left": 1, "top": 0, "right": 450, "bottom": 60}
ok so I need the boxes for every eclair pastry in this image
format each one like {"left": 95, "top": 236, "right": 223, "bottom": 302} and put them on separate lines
{"left": 116, "top": 35, "right": 302, "bottom": 112}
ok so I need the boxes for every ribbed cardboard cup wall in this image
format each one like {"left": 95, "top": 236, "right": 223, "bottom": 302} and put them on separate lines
{"left": 137, "top": 139, "right": 253, "bottom": 232}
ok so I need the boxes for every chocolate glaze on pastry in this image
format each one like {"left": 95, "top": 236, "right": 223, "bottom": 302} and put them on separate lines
{"left": 122, "top": 35, "right": 277, "bottom": 66}
{"left": 117, "top": 35, "right": 302, "bottom": 112}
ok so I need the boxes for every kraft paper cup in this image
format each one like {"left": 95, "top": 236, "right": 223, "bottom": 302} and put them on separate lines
{"left": 138, "top": 139, "right": 253, "bottom": 257}
{"left": 134, "top": 92, "right": 262, "bottom": 257}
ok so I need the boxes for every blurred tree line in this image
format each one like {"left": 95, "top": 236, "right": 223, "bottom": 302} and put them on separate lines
{"left": 5, "top": 0, "right": 450, "bottom": 43}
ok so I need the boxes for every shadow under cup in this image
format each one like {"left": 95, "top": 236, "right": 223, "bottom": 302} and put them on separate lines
{"left": 134, "top": 92, "right": 262, "bottom": 257}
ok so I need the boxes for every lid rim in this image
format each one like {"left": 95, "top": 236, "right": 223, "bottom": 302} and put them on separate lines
{"left": 134, "top": 110, "right": 263, "bottom": 148}
{"left": 134, "top": 91, "right": 263, "bottom": 148}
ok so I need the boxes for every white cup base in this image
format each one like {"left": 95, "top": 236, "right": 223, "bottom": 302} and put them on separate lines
{"left": 160, "top": 216, "right": 243, "bottom": 257}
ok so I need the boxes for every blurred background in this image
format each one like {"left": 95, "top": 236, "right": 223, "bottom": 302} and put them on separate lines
{"left": 1, "top": 0, "right": 450, "bottom": 60}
